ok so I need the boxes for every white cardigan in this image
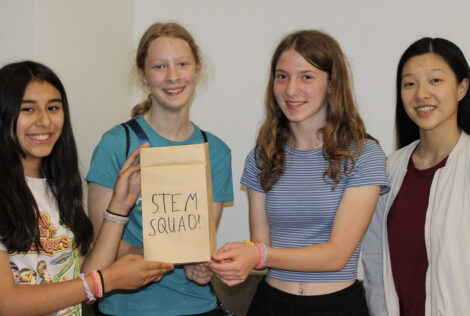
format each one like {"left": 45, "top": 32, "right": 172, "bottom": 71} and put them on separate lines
{"left": 362, "top": 131, "right": 470, "bottom": 316}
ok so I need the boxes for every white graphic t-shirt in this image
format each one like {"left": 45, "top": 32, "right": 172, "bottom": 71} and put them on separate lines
{"left": 0, "top": 177, "right": 81, "bottom": 315}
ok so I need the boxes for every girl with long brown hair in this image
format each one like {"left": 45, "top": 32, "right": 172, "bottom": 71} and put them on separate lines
{"left": 210, "top": 30, "right": 389, "bottom": 315}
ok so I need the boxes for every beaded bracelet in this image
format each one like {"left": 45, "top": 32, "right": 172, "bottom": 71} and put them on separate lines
{"left": 78, "top": 273, "right": 96, "bottom": 303}
{"left": 97, "top": 270, "right": 105, "bottom": 294}
{"left": 254, "top": 242, "right": 267, "bottom": 269}
{"left": 103, "top": 209, "right": 129, "bottom": 224}
{"left": 242, "top": 240, "right": 254, "bottom": 246}
{"left": 90, "top": 271, "right": 103, "bottom": 298}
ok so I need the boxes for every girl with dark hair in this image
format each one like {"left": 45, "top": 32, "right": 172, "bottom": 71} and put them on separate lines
{"left": 86, "top": 22, "right": 233, "bottom": 315}
{"left": 209, "top": 30, "right": 389, "bottom": 315}
{"left": 0, "top": 61, "right": 173, "bottom": 316}
{"left": 363, "top": 37, "right": 470, "bottom": 316}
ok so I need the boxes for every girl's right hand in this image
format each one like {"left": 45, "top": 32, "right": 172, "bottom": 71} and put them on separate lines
{"left": 107, "top": 143, "right": 150, "bottom": 216}
{"left": 101, "top": 253, "right": 173, "bottom": 292}
{"left": 209, "top": 242, "right": 260, "bottom": 287}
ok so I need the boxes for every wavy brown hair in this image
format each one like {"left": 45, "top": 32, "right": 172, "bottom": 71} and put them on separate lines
{"left": 131, "top": 22, "right": 201, "bottom": 118}
{"left": 255, "top": 30, "right": 368, "bottom": 191}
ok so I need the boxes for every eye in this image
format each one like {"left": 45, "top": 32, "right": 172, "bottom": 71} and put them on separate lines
{"left": 152, "top": 64, "right": 165, "bottom": 70}
{"left": 302, "top": 75, "right": 313, "bottom": 80}
{"left": 275, "top": 73, "right": 288, "bottom": 81}
{"left": 47, "top": 105, "right": 61, "bottom": 111}
{"left": 431, "top": 78, "right": 442, "bottom": 84}
{"left": 402, "top": 81, "right": 414, "bottom": 88}
{"left": 178, "top": 62, "right": 188, "bottom": 67}
{"left": 20, "top": 107, "right": 33, "bottom": 112}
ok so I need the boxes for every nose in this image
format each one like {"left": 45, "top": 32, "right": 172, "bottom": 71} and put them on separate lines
{"left": 166, "top": 65, "right": 180, "bottom": 83}
{"left": 286, "top": 79, "right": 298, "bottom": 97}
{"left": 35, "top": 108, "right": 51, "bottom": 127}
{"left": 416, "top": 82, "right": 430, "bottom": 100}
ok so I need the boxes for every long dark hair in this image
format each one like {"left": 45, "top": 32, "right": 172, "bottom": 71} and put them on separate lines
{"left": 255, "top": 30, "right": 368, "bottom": 191}
{"left": 0, "top": 61, "right": 92, "bottom": 255}
{"left": 396, "top": 37, "right": 470, "bottom": 148}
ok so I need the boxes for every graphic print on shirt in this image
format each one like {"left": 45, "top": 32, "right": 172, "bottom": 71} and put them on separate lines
{"left": 8, "top": 210, "right": 75, "bottom": 284}
{"left": 10, "top": 262, "right": 19, "bottom": 284}
{"left": 37, "top": 260, "right": 53, "bottom": 284}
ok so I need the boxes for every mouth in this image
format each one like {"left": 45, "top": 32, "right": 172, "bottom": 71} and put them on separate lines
{"left": 163, "top": 87, "right": 185, "bottom": 96}
{"left": 285, "top": 101, "right": 306, "bottom": 110}
{"left": 28, "top": 133, "right": 53, "bottom": 144}
{"left": 415, "top": 105, "right": 437, "bottom": 116}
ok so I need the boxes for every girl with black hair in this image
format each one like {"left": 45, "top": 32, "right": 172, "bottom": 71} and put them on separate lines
{"left": 363, "top": 38, "right": 470, "bottom": 316}
{"left": 0, "top": 61, "right": 173, "bottom": 315}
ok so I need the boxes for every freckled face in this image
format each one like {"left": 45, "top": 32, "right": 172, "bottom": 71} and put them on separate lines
{"left": 139, "top": 36, "right": 200, "bottom": 113}
{"left": 401, "top": 53, "right": 468, "bottom": 133}
{"left": 16, "top": 80, "right": 64, "bottom": 166}
{"left": 273, "top": 49, "right": 330, "bottom": 129}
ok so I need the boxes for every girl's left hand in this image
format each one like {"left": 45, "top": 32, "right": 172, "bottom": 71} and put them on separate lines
{"left": 107, "top": 143, "right": 150, "bottom": 216}
{"left": 208, "top": 242, "right": 260, "bottom": 287}
{"left": 184, "top": 263, "right": 213, "bottom": 285}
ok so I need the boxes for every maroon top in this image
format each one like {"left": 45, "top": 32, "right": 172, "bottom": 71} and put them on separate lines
{"left": 387, "top": 155, "right": 447, "bottom": 316}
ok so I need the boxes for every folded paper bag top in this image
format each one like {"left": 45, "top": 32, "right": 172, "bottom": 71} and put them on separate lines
{"left": 140, "top": 143, "right": 216, "bottom": 263}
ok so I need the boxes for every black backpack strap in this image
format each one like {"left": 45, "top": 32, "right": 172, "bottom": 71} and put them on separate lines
{"left": 122, "top": 119, "right": 150, "bottom": 157}
{"left": 126, "top": 119, "right": 150, "bottom": 145}
{"left": 120, "top": 123, "right": 130, "bottom": 158}
{"left": 123, "top": 121, "right": 206, "bottom": 157}
{"left": 200, "top": 130, "right": 208, "bottom": 143}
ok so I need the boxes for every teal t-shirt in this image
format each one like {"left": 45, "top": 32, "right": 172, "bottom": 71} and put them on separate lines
{"left": 86, "top": 116, "right": 233, "bottom": 316}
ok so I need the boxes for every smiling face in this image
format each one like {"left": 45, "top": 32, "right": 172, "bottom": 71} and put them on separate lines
{"left": 273, "top": 49, "right": 330, "bottom": 129}
{"left": 139, "top": 36, "right": 200, "bottom": 113}
{"left": 16, "top": 80, "right": 64, "bottom": 176}
{"left": 401, "top": 53, "right": 469, "bottom": 133}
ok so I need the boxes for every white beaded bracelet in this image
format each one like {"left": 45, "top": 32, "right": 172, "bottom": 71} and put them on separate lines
{"left": 103, "top": 209, "right": 129, "bottom": 224}
{"left": 78, "top": 273, "right": 96, "bottom": 303}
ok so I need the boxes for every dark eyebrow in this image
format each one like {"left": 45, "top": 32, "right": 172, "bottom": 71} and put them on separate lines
{"left": 402, "top": 68, "right": 446, "bottom": 79}
{"left": 21, "top": 98, "right": 62, "bottom": 104}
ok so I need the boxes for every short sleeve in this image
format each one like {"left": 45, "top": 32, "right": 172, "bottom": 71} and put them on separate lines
{"left": 86, "top": 125, "right": 128, "bottom": 189}
{"left": 240, "top": 149, "right": 265, "bottom": 193}
{"left": 207, "top": 133, "right": 234, "bottom": 202}
{"left": 346, "top": 139, "right": 390, "bottom": 194}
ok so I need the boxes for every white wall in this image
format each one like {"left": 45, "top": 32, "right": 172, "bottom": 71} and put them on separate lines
{"left": 0, "top": 0, "right": 35, "bottom": 65}
{"left": 135, "top": 0, "right": 470, "bottom": 247}
{"left": 35, "top": 0, "right": 135, "bottom": 174}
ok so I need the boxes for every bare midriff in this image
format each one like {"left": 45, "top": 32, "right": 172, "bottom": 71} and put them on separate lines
{"left": 266, "top": 276, "right": 355, "bottom": 296}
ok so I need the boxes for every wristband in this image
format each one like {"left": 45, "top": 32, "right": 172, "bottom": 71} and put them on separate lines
{"left": 97, "top": 270, "right": 105, "bottom": 294}
{"left": 254, "top": 242, "right": 267, "bottom": 269}
{"left": 78, "top": 273, "right": 96, "bottom": 303}
{"left": 90, "top": 271, "right": 103, "bottom": 298}
{"left": 103, "top": 209, "right": 129, "bottom": 224}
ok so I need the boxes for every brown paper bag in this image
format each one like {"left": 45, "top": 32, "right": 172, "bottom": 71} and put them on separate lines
{"left": 140, "top": 143, "right": 216, "bottom": 263}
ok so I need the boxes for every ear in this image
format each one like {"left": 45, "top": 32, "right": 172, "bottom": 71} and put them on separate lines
{"left": 327, "top": 81, "right": 333, "bottom": 94}
{"left": 138, "top": 69, "right": 148, "bottom": 86}
{"left": 458, "top": 78, "right": 469, "bottom": 101}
